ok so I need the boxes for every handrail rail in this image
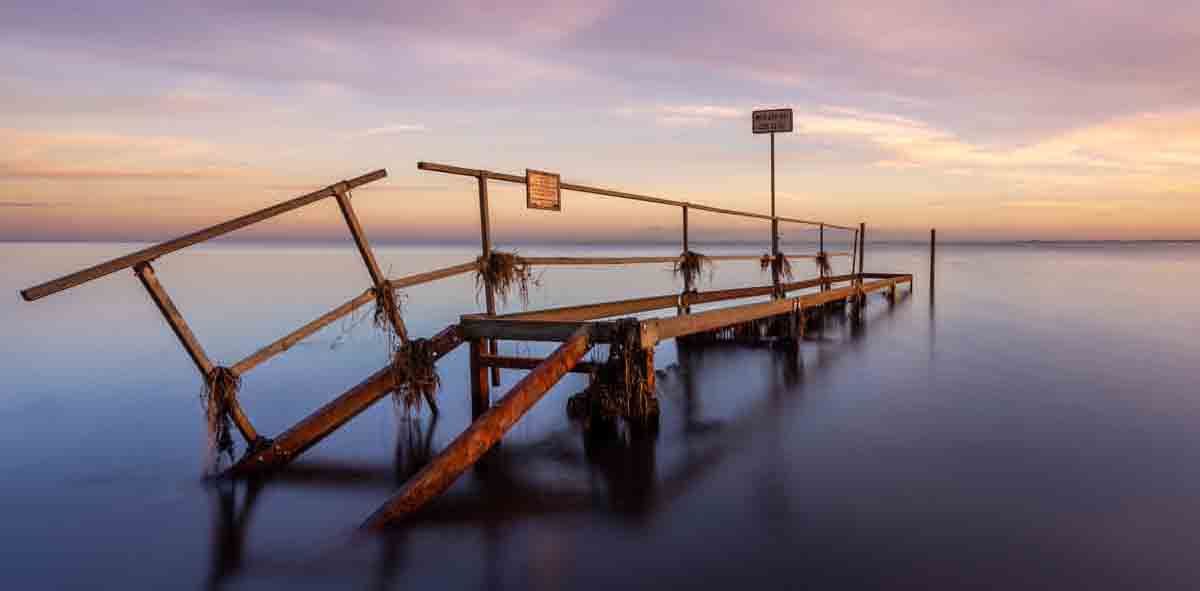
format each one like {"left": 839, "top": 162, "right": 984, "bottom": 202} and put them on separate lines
{"left": 417, "top": 161, "right": 857, "bottom": 231}
{"left": 20, "top": 169, "right": 388, "bottom": 302}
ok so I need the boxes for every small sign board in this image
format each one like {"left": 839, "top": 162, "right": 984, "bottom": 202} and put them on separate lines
{"left": 526, "top": 169, "right": 561, "bottom": 211}
{"left": 752, "top": 108, "right": 794, "bottom": 134}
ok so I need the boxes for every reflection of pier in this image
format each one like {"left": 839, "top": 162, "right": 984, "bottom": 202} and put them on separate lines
{"left": 19, "top": 159, "right": 917, "bottom": 529}
{"left": 204, "top": 290, "right": 911, "bottom": 588}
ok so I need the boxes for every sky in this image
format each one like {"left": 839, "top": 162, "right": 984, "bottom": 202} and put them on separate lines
{"left": 1, "top": 0, "right": 1198, "bottom": 243}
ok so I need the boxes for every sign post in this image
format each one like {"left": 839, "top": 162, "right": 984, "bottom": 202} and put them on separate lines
{"left": 752, "top": 108, "right": 794, "bottom": 297}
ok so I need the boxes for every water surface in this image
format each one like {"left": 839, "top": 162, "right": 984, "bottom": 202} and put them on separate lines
{"left": 3, "top": 241, "right": 1199, "bottom": 589}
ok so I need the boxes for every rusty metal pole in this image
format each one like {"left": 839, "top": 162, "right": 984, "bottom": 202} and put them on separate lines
{"left": 363, "top": 328, "right": 592, "bottom": 528}
{"left": 477, "top": 172, "right": 500, "bottom": 387}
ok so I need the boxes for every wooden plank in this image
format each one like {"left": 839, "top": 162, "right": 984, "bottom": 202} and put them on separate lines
{"left": 416, "top": 162, "right": 856, "bottom": 231}
{"left": 362, "top": 327, "right": 592, "bottom": 528}
{"left": 334, "top": 187, "right": 407, "bottom": 343}
{"left": 232, "top": 288, "right": 376, "bottom": 375}
{"left": 134, "top": 262, "right": 214, "bottom": 375}
{"left": 21, "top": 169, "right": 387, "bottom": 301}
{"left": 641, "top": 277, "right": 904, "bottom": 344}
{"left": 231, "top": 261, "right": 476, "bottom": 376}
{"left": 135, "top": 261, "right": 260, "bottom": 443}
{"left": 499, "top": 274, "right": 860, "bottom": 322}
{"left": 387, "top": 261, "right": 477, "bottom": 289}
{"left": 458, "top": 318, "right": 618, "bottom": 343}
{"left": 469, "top": 339, "right": 490, "bottom": 419}
{"left": 477, "top": 173, "right": 500, "bottom": 386}
{"left": 479, "top": 354, "right": 601, "bottom": 374}
{"left": 229, "top": 324, "right": 463, "bottom": 476}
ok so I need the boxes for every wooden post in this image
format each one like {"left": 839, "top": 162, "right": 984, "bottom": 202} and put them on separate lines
{"left": 477, "top": 172, "right": 501, "bottom": 387}
{"left": 469, "top": 339, "right": 490, "bottom": 419}
{"left": 858, "top": 222, "right": 866, "bottom": 278}
{"left": 930, "top": 228, "right": 936, "bottom": 299}
{"left": 334, "top": 187, "right": 408, "bottom": 344}
{"left": 681, "top": 205, "right": 691, "bottom": 314}
{"left": 362, "top": 327, "right": 592, "bottom": 528}
{"left": 819, "top": 223, "right": 826, "bottom": 291}
{"left": 134, "top": 262, "right": 260, "bottom": 444}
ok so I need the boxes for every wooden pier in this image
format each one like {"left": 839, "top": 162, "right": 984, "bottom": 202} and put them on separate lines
{"left": 19, "top": 160, "right": 915, "bottom": 530}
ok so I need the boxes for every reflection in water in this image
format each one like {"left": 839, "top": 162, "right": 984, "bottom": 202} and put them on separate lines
{"left": 206, "top": 294, "right": 910, "bottom": 588}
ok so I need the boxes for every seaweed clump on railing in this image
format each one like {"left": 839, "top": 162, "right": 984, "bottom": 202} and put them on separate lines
{"left": 673, "top": 250, "right": 712, "bottom": 287}
{"left": 476, "top": 251, "right": 539, "bottom": 307}
{"left": 372, "top": 285, "right": 405, "bottom": 348}
{"left": 201, "top": 366, "right": 239, "bottom": 467}
{"left": 372, "top": 285, "right": 442, "bottom": 414}
{"left": 390, "top": 338, "right": 441, "bottom": 413}
{"left": 814, "top": 251, "right": 832, "bottom": 277}
{"left": 760, "top": 253, "right": 794, "bottom": 281}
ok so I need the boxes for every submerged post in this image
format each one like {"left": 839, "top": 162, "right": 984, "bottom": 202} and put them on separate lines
{"left": 858, "top": 223, "right": 866, "bottom": 278}
{"left": 477, "top": 172, "right": 500, "bottom": 387}
{"left": 770, "top": 133, "right": 780, "bottom": 297}
{"left": 930, "top": 228, "right": 936, "bottom": 301}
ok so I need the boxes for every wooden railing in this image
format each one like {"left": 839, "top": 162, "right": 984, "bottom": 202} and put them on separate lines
{"left": 18, "top": 162, "right": 863, "bottom": 452}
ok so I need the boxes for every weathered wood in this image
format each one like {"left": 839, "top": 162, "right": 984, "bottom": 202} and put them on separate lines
{"left": 230, "top": 261, "right": 476, "bottom": 376}
{"left": 362, "top": 327, "right": 592, "bottom": 528}
{"left": 233, "top": 288, "right": 375, "bottom": 375}
{"left": 135, "top": 262, "right": 260, "bottom": 444}
{"left": 477, "top": 173, "right": 501, "bottom": 387}
{"left": 387, "top": 261, "right": 477, "bottom": 289}
{"left": 334, "top": 187, "right": 408, "bottom": 343}
{"left": 228, "top": 324, "right": 463, "bottom": 476}
{"left": 479, "top": 354, "right": 601, "bottom": 374}
{"left": 21, "top": 170, "right": 387, "bottom": 302}
{"left": 499, "top": 274, "right": 860, "bottom": 322}
{"left": 469, "top": 339, "right": 490, "bottom": 419}
{"left": 458, "top": 318, "right": 619, "bottom": 343}
{"left": 135, "top": 262, "right": 214, "bottom": 376}
{"left": 858, "top": 223, "right": 866, "bottom": 278}
{"left": 417, "top": 162, "right": 855, "bottom": 231}
{"left": 641, "top": 276, "right": 910, "bottom": 345}
{"left": 930, "top": 228, "right": 936, "bottom": 298}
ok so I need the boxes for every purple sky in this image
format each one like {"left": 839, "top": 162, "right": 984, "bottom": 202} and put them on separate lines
{"left": 2, "top": 1, "right": 1198, "bottom": 242}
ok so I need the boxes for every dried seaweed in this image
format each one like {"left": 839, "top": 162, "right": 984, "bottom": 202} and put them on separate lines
{"left": 759, "top": 253, "right": 793, "bottom": 281}
{"left": 672, "top": 250, "right": 712, "bottom": 287}
{"left": 476, "top": 251, "right": 538, "bottom": 307}
{"left": 201, "top": 366, "right": 239, "bottom": 466}
{"left": 389, "top": 338, "right": 440, "bottom": 413}
{"left": 814, "top": 251, "right": 832, "bottom": 277}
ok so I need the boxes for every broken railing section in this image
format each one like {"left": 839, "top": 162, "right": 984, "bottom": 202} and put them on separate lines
{"left": 17, "top": 168, "right": 482, "bottom": 468}
{"left": 230, "top": 324, "right": 464, "bottom": 477}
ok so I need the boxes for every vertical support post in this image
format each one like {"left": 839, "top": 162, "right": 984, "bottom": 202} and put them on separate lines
{"left": 930, "top": 228, "right": 936, "bottom": 300}
{"left": 469, "top": 339, "right": 491, "bottom": 419}
{"left": 770, "top": 132, "right": 780, "bottom": 298}
{"left": 134, "top": 261, "right": 260, "bottom": 444}
{"left": 819, "top": 223, "right": 826, "bottom": 291}
{"left": 680, "top": 205, "right": 691, "bottom": 314}
{"left": 858, "top": 223, "right": 866, "bottom": 279}
{"left": 477, "top": 173, "right": 500, "bottom": 387}
{"left": 850, "top": 229, "right": 858, "bottom": 277}
{"left": 334, "top": 186, "right": 408, "bottom": 344}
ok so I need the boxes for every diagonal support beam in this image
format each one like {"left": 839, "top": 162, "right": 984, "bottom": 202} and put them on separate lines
{"left": 362, "top": 327, "right": 592, "bottom": 529}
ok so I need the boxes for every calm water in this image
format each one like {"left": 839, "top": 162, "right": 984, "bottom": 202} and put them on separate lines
{"left": 2, "top": 241, "right": 1199, "bottom": 589}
